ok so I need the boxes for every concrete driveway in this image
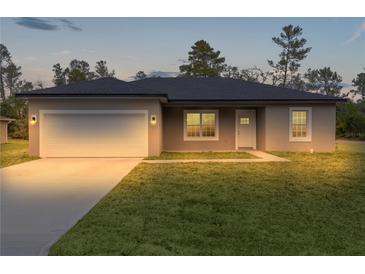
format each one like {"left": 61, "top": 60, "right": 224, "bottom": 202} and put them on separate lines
{"left": 0, "top": 158, "right": 141, "bottom": 256}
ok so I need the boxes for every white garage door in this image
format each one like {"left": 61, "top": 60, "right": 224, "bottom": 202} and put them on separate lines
{"left": 40, "top": 110, "right": 148, "bottom": 157}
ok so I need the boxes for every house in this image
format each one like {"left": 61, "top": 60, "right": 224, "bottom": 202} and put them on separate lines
{"left": 0, "top": 116, "right": 15, "bottom": 144}
{"left": 16, "top": 77, "right": 345, "bottom": 158}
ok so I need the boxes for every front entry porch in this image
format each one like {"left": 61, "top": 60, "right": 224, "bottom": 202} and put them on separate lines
{"left": 162, "top": 106, "right": 265, "bottom": 152}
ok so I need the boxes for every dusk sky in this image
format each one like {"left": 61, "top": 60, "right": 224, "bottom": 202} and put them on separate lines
{"left": 1, "top": 17, "right": 364, "bottom": 87}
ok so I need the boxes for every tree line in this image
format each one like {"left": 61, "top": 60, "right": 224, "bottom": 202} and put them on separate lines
{"left": 52, "top": 60, "right": 115, "bottom": 86}
{"left": 1, "top": 44, "right": 37, "bottom": 138}
{"left": 175, "top": 25, "right": 364, "bottom": 101}
{"left": 1, "top": 24, "right": 364, "bottom": 139}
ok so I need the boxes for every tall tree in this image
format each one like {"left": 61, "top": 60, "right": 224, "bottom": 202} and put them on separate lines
{"left": 223, "top": 65, "right": 241, "bottom": 79}
{"left": 16, "top": 80, "right": 33, "bottom": 92}
{"left": 52, "top": 63, "right": 67, "bottom": 86}
{"left": 4, "top": 62, "right": 22, "bottom": 95}
{"left": 336, "top": 102, "right": 365, "bottom": 138}
{"left": 288, "top": 73, "right": 306, "bottom": 90}
{"left": 179, "top": 40, "right": 225, "bottom": 77}
{"left": 240, "top": 67, "right": 269, "bottom": 83}
{"left": 268, "top": 25, "right": 311, "bottom": 87}
{"left": 95, "top": 60, "right": 115, "bottom": 78}
{"left": 0, "top": 79, "right": 33, "bottom": 139}
{"left": 35, "top": 80, "right": 45, "bottom": 89}
{"left": 350, "top": 69, "right": 365, "bottom": 102}
{"left": 0, "top": 44, "right": 12, "bottom": 100}
{"left": 304, "top": 67, "right": 343, "bottom": 97}
{"left": 134, "top": 71, "right": 147, "bottom": 80}
{"left": 53, "top": 60, "right": 115, "bottom": 86}
{"left": 66, "top": 59, "right": 95, "bottom": 83}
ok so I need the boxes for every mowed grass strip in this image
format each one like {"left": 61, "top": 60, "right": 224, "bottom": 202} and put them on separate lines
{"left": 145, "top": 151, "right": 257, "bottom": 160}
{"left": 50, "top": 143, "right": 365, "bottom": 255}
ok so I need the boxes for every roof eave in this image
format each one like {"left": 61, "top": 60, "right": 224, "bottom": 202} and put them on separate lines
{"left": 15, "top": 93, "right": 347, "bottom": 104}
{"left": 165, "top": 98, "right": 347, "bottom": 104}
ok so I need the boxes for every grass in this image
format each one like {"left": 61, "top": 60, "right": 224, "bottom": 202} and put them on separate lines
{"left": 0, "top": 139, "right": 38, "bottom": 168}
{"left": 145, "top": 151, "right": 257, "bottom": 160}
{"left": 336, "top": 142, "right": 365, "bottom": 154}
{"left": 50, "top": 143, "right": 365, "bottom": 255}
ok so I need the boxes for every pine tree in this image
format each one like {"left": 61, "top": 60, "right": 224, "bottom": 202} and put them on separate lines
{"left": 240, "top": 67, "right": 269, "bottom": 83}
{"left": 0, "top": 44, "right": 12, "bottom": 100}
{"left": 52, "top": 63, "right": 67, "bottom": 86}
{"left": 4, "top": 62, "right": 22, "bottom": 95}
{"left": 350, "top": 69, "right": 365, "bottom": 102}
{"left": 222, "top": 65, "right": 241, "bottom": 79}
{"left": 304, "top": 67, "right": 343, "bottom": 97}
{"left": 268, "top": 25, "right": 311, "bottom": 87}
{"left": 134, "top": 71, "right": 147, "bottom": 80}
{"left": 67, "top": 59, "right": 95, "bottom": 83}
{"left": 52, "top": 60, "right": 97, "bottom": 85}
{"left": 179, "top": 40, "right": 225, "bottom": 77}
{"left": 95, "top": 60, "right": 115, "bottom": 78}
{"left": 288, "top": 74, "right": 306, "bottom": 91}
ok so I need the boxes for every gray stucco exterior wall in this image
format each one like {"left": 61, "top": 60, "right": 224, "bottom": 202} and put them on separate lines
{"left": 264, "top": 104, "right": 336, "bottom": 152}
{"left": 256, "top": 107, "right": 266, "bottom": 150}
{"left": 162, "top": 106, "right": 237, "bottom": 151}
{"left": 162, "top": 104, "right": 337, "bottom": 153}
{"left": 27, "top": 99, "right": 337, "bottom": 157}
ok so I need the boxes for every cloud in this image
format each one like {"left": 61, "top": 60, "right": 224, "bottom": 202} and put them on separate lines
{"left": 14, "top": 18, "right": 82, "bottom": 32}
{"left": 58, "top": 19, "right": 82, "bottom": 31}
{"left": 343, "top": 21, "right": 365, "bottom": 45}
{"left": 15, "top": 18, "right": 58, "bottom": 31}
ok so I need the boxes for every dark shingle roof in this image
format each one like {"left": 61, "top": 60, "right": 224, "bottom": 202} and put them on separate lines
{"left": 17, "top": 77, "right": 345, "bottom": 102}
{"left": 131, "top": 77, "right": 345, "bottom": 101}
{"left": 17, "top": 77, "right": 164, "bottom": 97}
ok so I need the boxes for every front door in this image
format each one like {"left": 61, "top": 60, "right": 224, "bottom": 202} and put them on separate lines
{"left": 236, "top": 110, "right": 256, "bottom": 149}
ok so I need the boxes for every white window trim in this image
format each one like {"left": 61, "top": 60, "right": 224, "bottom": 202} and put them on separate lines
{"left": 183, "top": 109, "right": 219, "bottom": 141}
{"left": 289, "top": 107, "right": 312, "bottom": 142}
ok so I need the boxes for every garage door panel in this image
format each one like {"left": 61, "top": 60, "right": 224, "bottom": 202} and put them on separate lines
{"left": 41, "top": 112, "right": 148, "bottom": 157}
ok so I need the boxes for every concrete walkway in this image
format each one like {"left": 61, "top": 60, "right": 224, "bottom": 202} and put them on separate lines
{"left": 0, "top": 158, "right": 141, "bottom": 256}
{"left": 142, "top": 150, "right": 289, "bottom": 164}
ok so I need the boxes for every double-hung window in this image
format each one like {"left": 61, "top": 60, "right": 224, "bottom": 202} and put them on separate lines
{"left": 289, "top": 107, "right": 312, "bottom": 142}
{"left": 184, "top": 110, "right": 219, "bottom": 141}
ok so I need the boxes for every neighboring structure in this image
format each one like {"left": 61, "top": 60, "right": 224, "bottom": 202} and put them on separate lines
{"left": 16, "top": 77, "right": 345, "bottom": 157}
{"left": 0, "top": 116, "right": 15, "bottom": 144}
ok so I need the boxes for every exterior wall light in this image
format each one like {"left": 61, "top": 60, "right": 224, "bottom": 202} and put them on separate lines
{"left": 30, "top": 115, "right": 37, "bottom": 125}
{"left": 150, "top": 114, "right": 157, "bottom": 126}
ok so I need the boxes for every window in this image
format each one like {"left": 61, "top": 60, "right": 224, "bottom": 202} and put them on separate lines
{"left": 240, "top": 117, "right": 250, "bottom": 125}
{"left": 184, "top": 110, "right": 219, "bottom": 140}
{"left": 289, "top": 107, "right": 312, "bottom": 142}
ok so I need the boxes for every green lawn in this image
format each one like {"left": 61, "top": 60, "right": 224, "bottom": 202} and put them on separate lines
{"left": 0, "top": 139, "right": 38, "bottom": 168}
{"left": 50, "top": 143, "right": 365, "bottom": 255}
{"left": 336, "top": 141, "right": 365, "bottom": 154}
{"left": 145, "top": 151, "right": 257, "bottom": 160}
